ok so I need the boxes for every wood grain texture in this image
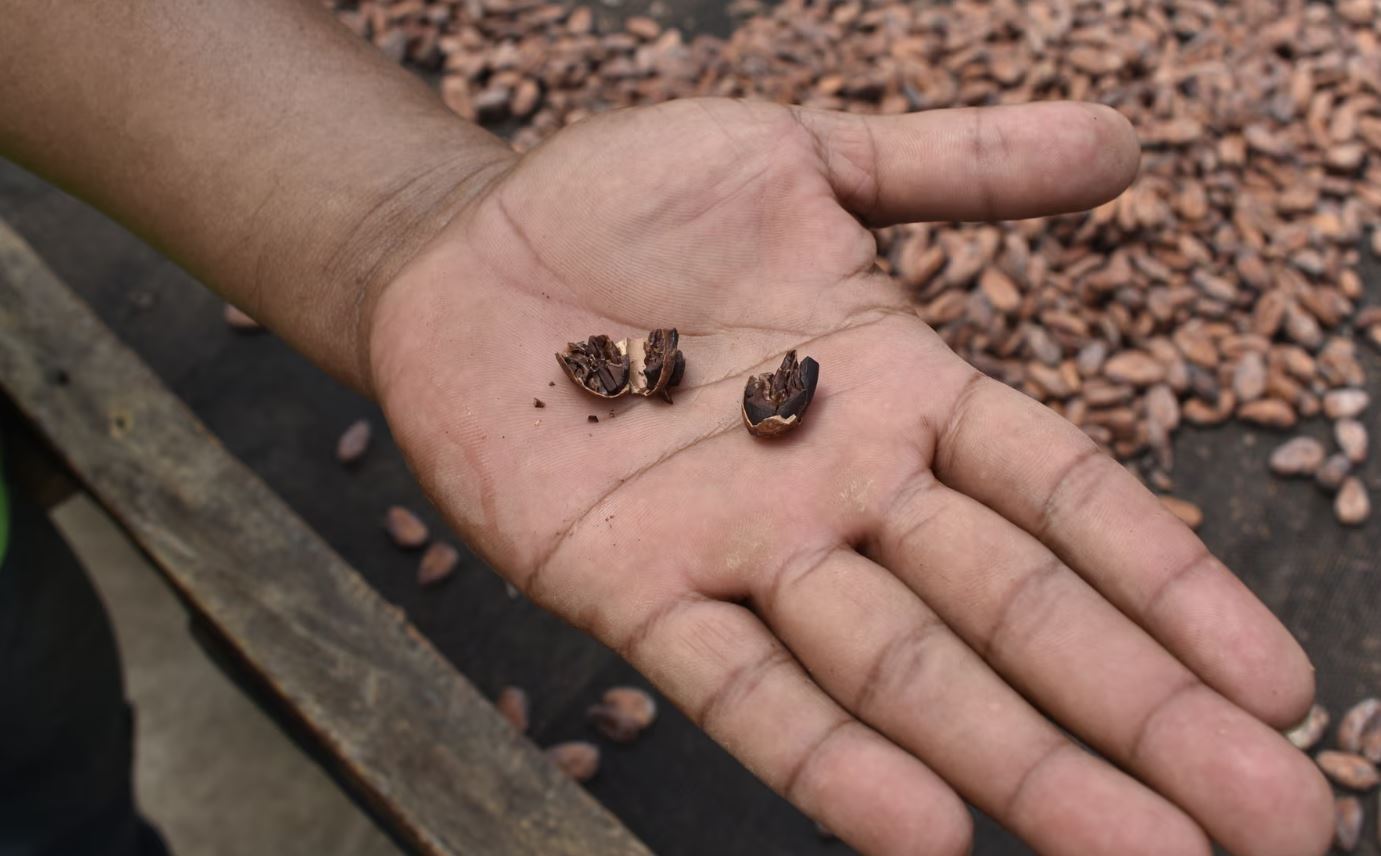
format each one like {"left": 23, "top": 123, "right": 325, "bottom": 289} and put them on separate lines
{"left": 0, "top": 219, "right": 649, "bottom": 856}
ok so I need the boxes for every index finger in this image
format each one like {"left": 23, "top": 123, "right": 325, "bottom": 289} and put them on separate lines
{"left": 931, "top": 371, "right": 1315, "bottom": 728}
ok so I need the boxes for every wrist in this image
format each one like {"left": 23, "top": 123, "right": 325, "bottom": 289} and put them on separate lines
{"left": 328, "top": 127, "right": 516, "bottom": 397}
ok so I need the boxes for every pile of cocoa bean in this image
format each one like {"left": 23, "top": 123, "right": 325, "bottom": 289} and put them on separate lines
{"left": 326, "top": 0, "right": 1381, "bottom": 526}
{"left": 1289, "top": 699, "right": 1381, "bottom": 851}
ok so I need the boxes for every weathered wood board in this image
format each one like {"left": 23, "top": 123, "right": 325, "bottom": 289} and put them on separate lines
{"left": 0, "top": 219, "right": 649, "bottom": 856}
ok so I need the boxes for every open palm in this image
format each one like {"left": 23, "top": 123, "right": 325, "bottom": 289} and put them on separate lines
{"left": 369, "top": 99, "right": 1331, "bottom": 856}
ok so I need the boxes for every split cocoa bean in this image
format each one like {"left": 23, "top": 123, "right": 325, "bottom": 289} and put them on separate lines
{"left": 742, "top": 351, "right": 819, "bottom": 438}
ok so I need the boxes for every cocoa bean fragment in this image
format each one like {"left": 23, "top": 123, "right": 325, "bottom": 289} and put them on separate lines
{"left": 742, "top": 351, "right": 819, "bottom": 438}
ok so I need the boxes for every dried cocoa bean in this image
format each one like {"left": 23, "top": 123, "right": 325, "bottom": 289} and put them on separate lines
{"left": 496, "top": 685, "right": 529, "bottom": 733}
{"left": 1317, "top": 751, "right": 1380, "bottom": 791}
{"left": 418, "top": 541, "right": 459, "bottom": 586}
{"left": 1339, "top": 700, "right": 1381, "bottom": 754}
{"left": 1269, "top": 436, "right": 1326, "bottom": 477}
{"left": 1159, "top": 496, "right": 1203, "bottom": 530}
{"left": 1336, "top": 478, "right": 1372, "bottom": 526}
{"left": 1336, "top": 796, "right": 1363, "bottom": 852}
{"left": 385, "top": 506, "right": 429, "bottom": 549}
{"left": 546, "top": 741, "right": 599, "bottom": 782}
{"left": 1336, "top": 419, "right": 1369, "bottom": 463}
{"left": 587, "top": 686, "right": 658, "bottom": 742}
{"left": 1323, "top": 389, "right": 1369, "bottom": 420}
{"left": 336, "top": 419, "right": 372, "bottom": 464}
{"left": 1317, "top": 454, "right": 1353, "bottom": 492}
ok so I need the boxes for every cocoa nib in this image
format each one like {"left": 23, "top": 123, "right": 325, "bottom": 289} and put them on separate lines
{"left": 742, "top": 351, "right": 820, "bottom": 438}
{"left": 558, "top": 334, "right": 629, "bottom": 398}
{"left": 634, "top": 327, "right": 685, "bottom": 401}
{"left": 557, "top": 328, "right": 685, "bottom": 400}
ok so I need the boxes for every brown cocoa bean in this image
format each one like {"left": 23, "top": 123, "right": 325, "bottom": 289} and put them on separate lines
{"left": 1336, "top": 419, "right": 1369, "bottom": 463}
{"left": 1324, "top": 389, "right": 1369, "bottom": 420}
{"left": 1159, "top": 495, "right": 1203, "bottom": 530}
{"left": 1238, "top": 398, "right": 1297, "bottom": 429}
{"left": 587, "top": 686, "right": 658, "bottom": 742}
{"left": 1317, "top": 751, "right": 1380, "bottom": 791}
{"left": 385, "top": 506, "right": 429, "bottom": 549}
{"left": 1103, "top": 351, "right": 1165, "bottom": 386}
{"left": 418, "top": 541, "right": 459, "bottom": 586}
{"left": 336, "top": 419, "right": 372, "bottom": 465}
{"left": 1336, "top": 796, "right": 1363, "bottom": 852}
{"left": 1339, "top": 700, "right": 1381, "bottom": 754}
{"left": 1336, "top": 478, "right": 1371, "bottom": 526}
{"left": 546, "top": 741, "right": 599, "bottom": 781}
{"left": 1317, "top": 454, "right": 1353, "bottom": 492}
{"left": 496, "top": 686, "right": 530, "bottom": 733}
{"left": 1269, "top": 436, "right": 1326, "bottom": 476}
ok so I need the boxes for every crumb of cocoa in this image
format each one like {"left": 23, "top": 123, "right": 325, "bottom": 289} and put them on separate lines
{"left": 588, "top": 414, "right": 599, "bottom": 423}
{"left": 534, "top": 398, "right": 545, "bottom": 408}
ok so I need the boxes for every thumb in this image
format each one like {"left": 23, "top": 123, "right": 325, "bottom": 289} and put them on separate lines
{"left": 792, "top": 101, "right": 1140, "bottom": 226}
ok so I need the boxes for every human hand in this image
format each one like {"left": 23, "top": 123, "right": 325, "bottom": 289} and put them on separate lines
{"left": 368, "top": 98, "right": 1331, "bottom": 856}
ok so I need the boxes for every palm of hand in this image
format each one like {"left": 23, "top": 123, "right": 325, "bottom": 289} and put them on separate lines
{"left": 369, "top": 99, "right": 1332, "bottom": 856}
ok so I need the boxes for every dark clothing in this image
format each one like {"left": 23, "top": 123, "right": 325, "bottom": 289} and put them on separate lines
{"left": 0, "top": 441, "right": 169, "bottom": 856}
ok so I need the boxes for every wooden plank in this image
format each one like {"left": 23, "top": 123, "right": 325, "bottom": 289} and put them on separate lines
{"left": 0, "top": 219, "right": 649, "bottom": 856}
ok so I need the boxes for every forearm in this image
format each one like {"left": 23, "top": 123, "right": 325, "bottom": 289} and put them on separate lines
{"left": 0, "top": 0, "right": 514, "bottom": 392}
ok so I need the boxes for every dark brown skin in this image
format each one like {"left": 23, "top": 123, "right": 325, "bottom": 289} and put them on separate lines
{"left": 0, "top": 2, "right": 1332, "bottom": 853}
